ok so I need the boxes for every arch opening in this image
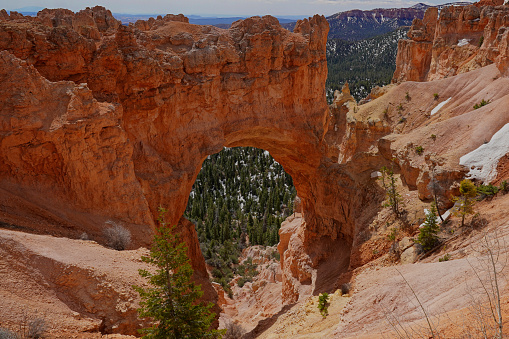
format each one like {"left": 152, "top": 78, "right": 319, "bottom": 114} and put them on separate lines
{"left": 184, "top": 146, "right": 296, "bottom": 296}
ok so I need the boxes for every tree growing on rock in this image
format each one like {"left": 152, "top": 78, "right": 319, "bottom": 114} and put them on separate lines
{"left": 380, "top": 166, "right": 402, "bottom": 217}
{"left": 134, "top": 207, "right": 223, "bottom": 339}
{"left": 427, "top": 171, "right": 445, "bottom": 223}
{"left": 453, "top": 179, "right": 477, "bottom": 227}
{"left": 416, "top": 202, "right": 440, "bottom": 252}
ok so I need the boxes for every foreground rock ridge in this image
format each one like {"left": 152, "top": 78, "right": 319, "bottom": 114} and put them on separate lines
{"left": 2, "top": 2, "right": 509, "bottom": 335}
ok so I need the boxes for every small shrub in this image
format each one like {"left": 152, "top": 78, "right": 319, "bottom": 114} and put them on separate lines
{"left": 473, "top": 99, "right": 489, "bottom": 109}
{"left": 470, "top": 213, "right": 489, "bottom": 229}
{"left": 479, "top": 35, "right": 484, "bottom": 47}
{"left": 341, "top": 283, "right": 351, "bottom": 295}
{"left": 387, "top": 227, "right": 398, "bottom": 242}
{"left": 399, "top": 117, "right": 406, "bottom": 123}
{"left": 500, "top": 180, "right": 509, "bottom": 194}
{"left": 430, "top": 134, "right": 437, "bottom": 141}
{"left": 318, "top": 292, "right": 330, "bottom": 318}
{"left": 103, "top": 221, "right": 131, "bottom": 251}
{"left": 415, "top": 145, "right": 424, "bottom": 155}
{"left": 0, "top": 328, "right": 16, "bottom": 339}
{"left": 433, "top": 93, "right": 439, "bottom": 100}
{"left": 477, "top": 184, "right": 499, "bottom": 200}
{"left": 270, "top": 249, "right": 280, "bottom": 261}
{"left": 439, "top": 253, "right": 451, "bottom": 262}
{"left": 211, "top": 268, "right": 224, "bottom": 279}
{"left": 405, "top": 92, "right": 411, "bottom": 101}
{"left": 27, "top": 318, "right": 46, "bottom": 339}
{"left": 397, "top": 103, "right": 404, "bottom": 111}
{"left": 224, "top": 321, "right": 244, "bottom": 339}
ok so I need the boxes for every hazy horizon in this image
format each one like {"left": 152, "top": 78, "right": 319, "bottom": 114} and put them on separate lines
{"left": 0, "top": 0, "right": 469, "bottom": 17}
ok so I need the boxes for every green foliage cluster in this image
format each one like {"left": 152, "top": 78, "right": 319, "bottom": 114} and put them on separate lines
{"left": 134, "top": 208, "right": 222, "bottom": 339}
{"left": 185, "top": 147, "right": 296, "bottom": 292}
{"left": 439, "top": 253, "right": 451, "bottom": 262}
{"left": 318, "top": 292, "right": 330, "bottom": 318}
{"left": 326, "top": 28, "right": 408, "bottom": 102}
{"left": 452, "top": 179, "right": 477, "bottom": 227}
{"left": 236, "top": 257, "right": 259, "bottom": 288}
{"left": 415, "top": 145, "right": 424, "bottom": 155}
{"left": 473, "top": 99, "right": 490, "bottom": 109}
{"left": 477, "top": 184, "right": 499, "bottom": 200}
{"left": 416, "top": 203, "right": 440, "bottom": 252}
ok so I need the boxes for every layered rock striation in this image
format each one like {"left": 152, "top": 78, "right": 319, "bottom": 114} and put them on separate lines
{"left": 0, "top": 5, "right": 363, "bottom": 316}
{"left": 393, "top": 0, "right": 509, "bottom": 82}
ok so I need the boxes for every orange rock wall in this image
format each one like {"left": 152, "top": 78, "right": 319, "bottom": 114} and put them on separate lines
{"left": 393, "top": 1, "right": 509, "bottom": 82}
{"left": 0, "top": 6, "right": 369, "bottom": 307}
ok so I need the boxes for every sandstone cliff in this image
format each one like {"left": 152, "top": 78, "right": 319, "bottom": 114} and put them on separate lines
{"left": 0, "top": 5, "right": 343, "bottom": 328}
{"left": 393, "top": 0, "right": 509, "bottom": 82}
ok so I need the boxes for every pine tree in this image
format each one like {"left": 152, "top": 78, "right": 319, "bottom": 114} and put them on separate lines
{"left": 380, "top": 166, "right": 402, "bottom": 217}
{"left": 416, "top": 203, "right": 440, "bottom": 252}
{"left": 318, "top": 292, "right": 330, "bottom": 318}
{"left": 453, "top": 179, "right": 477, "bottom": 227}
{"left": 134, "top": 208, "right": 223, "bottom": 339}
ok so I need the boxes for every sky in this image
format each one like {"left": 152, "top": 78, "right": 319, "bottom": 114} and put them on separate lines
{"left": 0, "top": 0, "right": 459, "bottom": 17}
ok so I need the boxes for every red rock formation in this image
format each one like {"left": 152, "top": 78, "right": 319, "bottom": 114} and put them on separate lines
{"left": 1, "top": 5, "right": 363, "bottom": 313}
{"left": 393, "top": 2, "right": 509, "bottom": 82}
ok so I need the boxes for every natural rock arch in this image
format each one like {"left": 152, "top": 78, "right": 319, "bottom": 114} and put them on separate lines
{"left": 0, "top": 7, "right": 373, "bottom": 303}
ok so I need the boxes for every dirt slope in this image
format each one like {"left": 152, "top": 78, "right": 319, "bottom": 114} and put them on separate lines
{"left": 0, "top": 229, "right": 149, "bottom": 337}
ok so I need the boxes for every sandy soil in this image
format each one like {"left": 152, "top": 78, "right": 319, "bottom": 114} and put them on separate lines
{"left": 0, "top": 229, "right": 149, "bottom": 338}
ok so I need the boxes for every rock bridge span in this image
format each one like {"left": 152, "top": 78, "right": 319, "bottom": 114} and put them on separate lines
{"left": 0, "top": 7, "right": 372, "bottom": 304}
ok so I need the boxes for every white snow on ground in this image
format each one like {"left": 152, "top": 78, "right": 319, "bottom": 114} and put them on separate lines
{"left": 420, "top": 208, "right": 452, "bottom": 228}
{"left": 457, "top": 38, "right": 470, "bottom": 47}
{"left": 459, "top": 123, "right": 509, "bottom": 184}
{"left": 431, "top": 97, "right": 452, "bottom": 115}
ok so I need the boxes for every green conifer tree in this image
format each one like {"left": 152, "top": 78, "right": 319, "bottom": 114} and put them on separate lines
{"left": 134, "top": 208, "right": 223, "bottom": 339}
{"left": 318, "top": 292, "right": 330, "bottom": 318}
{"left": 416, "top": 203, "right": 440, "bottom": 252}
{"left": 453, "top": 179, "right": 477, "bottom": 227}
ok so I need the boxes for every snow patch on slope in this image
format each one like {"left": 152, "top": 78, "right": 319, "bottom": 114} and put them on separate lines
{"left": 431, "top": 97, "right": 452, "bottom": 115}
{"left": 457, "top": 38, "right": 470, "bottom": 47}
{"left": 459, "top": 123, "right": 509, "bottom": 184}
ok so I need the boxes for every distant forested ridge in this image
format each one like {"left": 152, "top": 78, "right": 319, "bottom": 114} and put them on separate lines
{"left": 325, "top": 7, "right": 421, "bottom": 41}
{"left": 326, "top": 27, "right": 409, "bottom": 102}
